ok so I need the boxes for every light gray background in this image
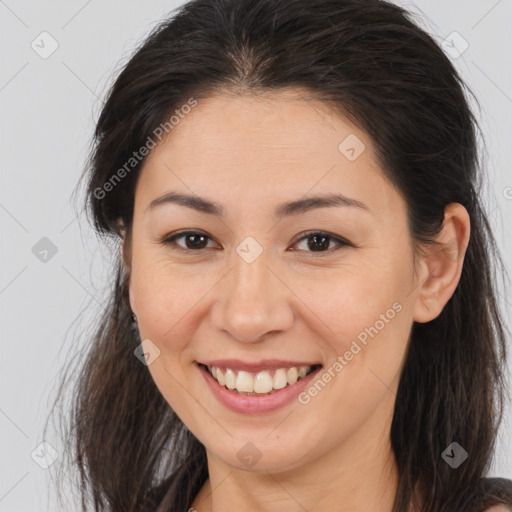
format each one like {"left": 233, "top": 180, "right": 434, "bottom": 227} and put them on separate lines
{"left": 1, "top": 1, "right": 511, "bottom": 510}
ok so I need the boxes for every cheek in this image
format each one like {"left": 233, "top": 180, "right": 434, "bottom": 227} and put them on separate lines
{"left": 301, "top": 255, "right": 411, "bottom": 354}
{"left": 129, "top": 251, "right": 224, "bottom": 367}
{"left": 130, "top": 257, "right": 211, "bottom": 425}
{"left": 132, "top": 269, "right": 198, "bottom": 347}
{"left": 297, "top": 252, "right": 414, "bottom": 414}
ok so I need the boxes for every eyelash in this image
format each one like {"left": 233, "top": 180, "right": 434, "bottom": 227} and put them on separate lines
{"left": 160, "top": 230, "right": 352, "bottom": 256}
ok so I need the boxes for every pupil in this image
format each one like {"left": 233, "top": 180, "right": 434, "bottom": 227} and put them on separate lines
{"left": 308, "top": 234, "right": 329, "bottom": 251}
{"left": 188, "top": 234, "right": 207, "bottom": 249}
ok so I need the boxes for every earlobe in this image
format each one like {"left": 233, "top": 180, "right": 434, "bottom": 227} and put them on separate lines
{"left": 412, "top": 203, "right": 470, "bottom": 324}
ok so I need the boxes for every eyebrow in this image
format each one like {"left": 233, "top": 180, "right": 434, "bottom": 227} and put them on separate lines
{"left": 146, "top": 191, "right": 371, "bottom": 219}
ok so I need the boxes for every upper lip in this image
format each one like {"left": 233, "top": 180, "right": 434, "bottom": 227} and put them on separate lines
{"left": 198, "top": 359, "right": 322, "bottom": 372}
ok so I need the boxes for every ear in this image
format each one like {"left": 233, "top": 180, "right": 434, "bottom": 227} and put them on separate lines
{"left": 412, "top": 203, "right": 470, "bottom": 323}
{"left": 117, "top": 219, "right": 137, "bottom": 315}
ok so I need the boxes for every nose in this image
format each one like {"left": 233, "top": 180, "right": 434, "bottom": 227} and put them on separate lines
{"left": 210, "top": 248, "right": 294, "bottom": 343}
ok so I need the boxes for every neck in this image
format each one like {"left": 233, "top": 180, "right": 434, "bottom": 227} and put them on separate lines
{"left": 191, "top": 400, "right": 400, "bottom": 512}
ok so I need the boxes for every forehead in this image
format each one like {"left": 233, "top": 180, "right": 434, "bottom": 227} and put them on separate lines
{"left": 148, "top": 88, "right": 363, "bottom": 163}
{"left": 134, "top": 89, "right": 402, "bottom": 221}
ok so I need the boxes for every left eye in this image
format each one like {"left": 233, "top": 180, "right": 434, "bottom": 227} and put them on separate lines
{"left": 292, "top": 231, "right": 350, "bottom": 254}
{"left": 161, "top": 230, "right": 351, "bottom": 255}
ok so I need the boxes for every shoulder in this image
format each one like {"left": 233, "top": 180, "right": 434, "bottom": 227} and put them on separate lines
{"left": 478, "top": 477, "right": 512, "bottom": 495}
{"left": 475, "top": 477, "right": 512, "bottom": 512}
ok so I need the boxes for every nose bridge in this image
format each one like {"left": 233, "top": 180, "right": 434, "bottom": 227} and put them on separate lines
{"left": 231, "top": 241, "right": 269, "bottom": 297}
{"left": 211, "top": 238, "right": 293, "bottom": 342}
{"left": 229, "top": 232, "right": 273, "bottom": 292}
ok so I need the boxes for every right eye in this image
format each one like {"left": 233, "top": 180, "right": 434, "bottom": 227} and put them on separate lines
{"left": 160, "top": 230, "right": 218, "bottom": 252}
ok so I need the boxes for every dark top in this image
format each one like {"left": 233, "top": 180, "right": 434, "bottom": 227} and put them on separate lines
{"left": 142, "top": 476, "right": 512, "bottom": 511}
{"left": 460, "top": 478, "right": 512, "bottom": 511}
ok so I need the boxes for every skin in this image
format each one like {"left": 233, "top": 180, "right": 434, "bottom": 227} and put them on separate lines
{"left": 122, "top": 88, "right": 470, "bottom": 511}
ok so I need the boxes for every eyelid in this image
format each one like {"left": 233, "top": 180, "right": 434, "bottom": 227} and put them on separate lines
{"left": 160, "top": 229, "right": 352, "bottom": 255}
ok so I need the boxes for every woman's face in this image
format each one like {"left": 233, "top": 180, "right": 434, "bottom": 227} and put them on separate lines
{"left": 127, "top": 89, "right": 424, "bottom": 474}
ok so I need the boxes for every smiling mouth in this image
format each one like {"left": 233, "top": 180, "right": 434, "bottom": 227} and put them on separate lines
{"left": 198, "top": 363, "right": 322, "bottom": 396}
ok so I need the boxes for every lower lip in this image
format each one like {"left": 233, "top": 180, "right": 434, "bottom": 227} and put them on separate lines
{"left": 198, "top": 363, "right": 322, "bottom": 414}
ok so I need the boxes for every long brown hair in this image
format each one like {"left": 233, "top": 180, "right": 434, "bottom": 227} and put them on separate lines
{"left": 47, "top": 0, "right": 511, "bottom": 510}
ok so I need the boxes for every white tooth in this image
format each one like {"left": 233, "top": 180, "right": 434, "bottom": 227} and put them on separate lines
{"left": 273, "top": 368, "right": 288, "bottom": 389}
{"left": 210, "top": 366, "right": 217, "bottom": 377}
{"left": 216, "top": 367, "right": 225, "bottom": 386}
{"left": 254, "top": 371, "right": 273, "bottom": 393}
{"left": 224, "top": 368, "right": 236, "bottom": 389}
{"left": 298, "top": 365, "right": 310, "bottom": 379}
{"left": 286, "top": 367, "right": 299, "bottom": 385}
{"left": 236, "top": 370, "right": 254, "bottom": 392}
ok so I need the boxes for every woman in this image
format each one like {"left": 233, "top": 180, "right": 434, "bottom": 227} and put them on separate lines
{"left": 52, "top": 0, "right": 512, "bottom": 510}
